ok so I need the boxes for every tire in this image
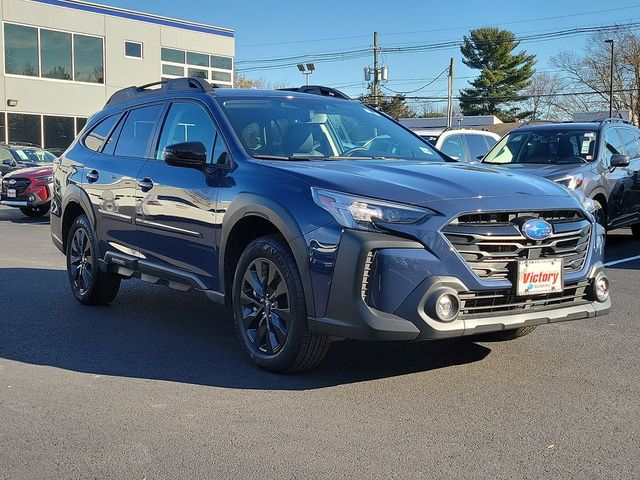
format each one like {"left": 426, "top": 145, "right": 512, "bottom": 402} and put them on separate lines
{"left": 474, "top": 325, "right": 537, "bottom": 342}
{"left": 66, "top": 214, "right": 121, "bottom": 305}
{"left": 232, "top": 235, "right": 330, "bottom": 373}
{"left": 19, "top": 204, "right": 50, "bottom": 217}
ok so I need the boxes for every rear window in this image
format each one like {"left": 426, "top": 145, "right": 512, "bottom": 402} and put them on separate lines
{"left": 84, "top": 114, "right": 121, "bottom": 152}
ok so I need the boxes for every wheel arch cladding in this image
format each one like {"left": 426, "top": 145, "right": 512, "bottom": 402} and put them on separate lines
{"left": 220, "top": 195, "right": 317, "bottom": 316}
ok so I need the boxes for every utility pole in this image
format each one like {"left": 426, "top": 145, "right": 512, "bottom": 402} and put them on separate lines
{"left": 605, "top": 39, "right": 614, "bottom": 117}
{"left": 447, "top": 58, "right": 454, "bottom": 128}
{"left": 373, "top": 31, "right": 380, "bottom": 108}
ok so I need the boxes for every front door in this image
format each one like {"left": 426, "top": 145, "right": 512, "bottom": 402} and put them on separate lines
{"left": 135, "top": 100, "right": 230, "bottom": 291}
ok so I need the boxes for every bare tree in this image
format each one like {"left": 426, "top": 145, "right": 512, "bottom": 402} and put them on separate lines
{"left": 233, "top": 73, "right": 288, "bottom": 89}
{"left": 551, "top": 26, "right": 640, "bottom": 121}
{"left": 518, "top": 72, "right": 564, "bottom": 120}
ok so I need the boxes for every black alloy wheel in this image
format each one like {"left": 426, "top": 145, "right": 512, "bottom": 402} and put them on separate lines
{"left": 69, "top": 227, "right": 93, "bottom": 296}
{"left": 240, "top": 258, "right": 290, "bottom": 355}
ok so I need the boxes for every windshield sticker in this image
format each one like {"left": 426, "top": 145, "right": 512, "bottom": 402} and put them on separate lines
{"left": 419, "top": 146, "right": 432, "bottom": 154}
{"left": 581, "top": 140, "right": 592, "bottom": 154}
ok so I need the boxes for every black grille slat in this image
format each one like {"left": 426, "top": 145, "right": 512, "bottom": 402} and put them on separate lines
{"left": 443, "top": 210, "right": 591, "bottom": 281}
{"left": 459, "top": 281, "right": 590, "bottom": 318}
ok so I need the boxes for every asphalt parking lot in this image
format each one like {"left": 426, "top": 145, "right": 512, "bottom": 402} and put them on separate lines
{"left": 1, "top": 205, "right": 639, "bottom": 479}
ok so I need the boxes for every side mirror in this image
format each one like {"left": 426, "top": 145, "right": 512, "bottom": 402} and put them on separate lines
{"left": 610, "top": 154, "right": 630, "bottom": 167}
{"left": 2, "top": 159, "right": 11, "bottom": 166}
{"left": 163, "top": 142, "right": 207, "bottom": 167}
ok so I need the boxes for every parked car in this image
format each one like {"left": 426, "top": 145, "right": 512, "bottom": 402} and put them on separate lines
{"left": 51, "top": 78, "right": 610, "bottom": 373}
{"left": 412, "top": 128, "right": 500, "bottom": 162}
{"left": 0, "top": 165, "right": 54, "bottom": 217}
{"left": 0, "top": 143, "right": 56, "bottom": 176}
{"left": 481, "top": 119, "right": 640, "bottom": 235}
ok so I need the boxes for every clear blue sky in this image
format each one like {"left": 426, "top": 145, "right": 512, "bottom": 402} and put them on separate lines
{"left": 95, "top": 0, "right": 640, "bottom": 109}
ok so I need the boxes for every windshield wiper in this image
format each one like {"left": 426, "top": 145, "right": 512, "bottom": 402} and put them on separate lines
{"left": 251, "top": 154, "right": 308, "bottom": 161}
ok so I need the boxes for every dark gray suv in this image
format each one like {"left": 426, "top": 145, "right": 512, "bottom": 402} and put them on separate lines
{"left": 51, "top": 78, "right": 611, "bottom": 373}
{"left": 482, "top": 119, "right": 640, "bottom": 236}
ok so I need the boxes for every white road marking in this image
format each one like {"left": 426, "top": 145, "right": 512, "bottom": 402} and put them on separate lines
{"left": 604, "top": 254, "right": 640, "bottom": 267}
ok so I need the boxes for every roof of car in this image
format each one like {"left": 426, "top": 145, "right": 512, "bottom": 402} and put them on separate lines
{"left": 0, "top": 142, "right": 42, "bottom": 149}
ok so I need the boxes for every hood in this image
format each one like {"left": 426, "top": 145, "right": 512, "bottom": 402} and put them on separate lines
{"left": 4, "top": 165, "right": 53, "bottom": 178}
{"left": 264, "top": 159, "right": 573, "bottom": 206}
{"left": 485, "top": 162, "right": 594, "bottom": 181}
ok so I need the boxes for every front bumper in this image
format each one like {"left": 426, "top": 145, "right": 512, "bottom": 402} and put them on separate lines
{"left": 307, "top": 230, "right": 610, "bottom": 341}
{"left": 0, "top": 184, "right": 51, "bottom": 208}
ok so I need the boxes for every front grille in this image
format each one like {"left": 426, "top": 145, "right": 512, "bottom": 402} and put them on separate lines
{"left": 2, "top": 178, "right": 31, "bottom": 195}
{"left": 442, "top": 210, "right": 591, "bottom": 281}
{"left": 459, "top": 280, "right": 590, "bottom": 318}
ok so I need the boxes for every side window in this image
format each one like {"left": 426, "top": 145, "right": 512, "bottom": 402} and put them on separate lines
{"left": 83, "top": 114, "right": 120, "bottom": 152}
{"left": 156, "top": 102, "right": 218, "bottom": 163}
{"left": 114, "top": 104, "right": 164, "bottom": 158}
{"left": 466, "top": 134, "right": 491, "bottom": 160}
{"left": 603, "top": 128, "right": 624, "bottom": 165}
{"left": 440, "top": 134, "right": 465, "bottom": 160}
{"left": 0, "top": 147, "right": 13, "bottom": 162}
{"left": 618, "top": 128, "right": 640, "bottom": 159}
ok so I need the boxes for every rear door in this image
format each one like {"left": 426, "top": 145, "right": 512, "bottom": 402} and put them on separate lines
{"left": 134, "top": 99, "right": 230, "bottom": 290}
{"left": 618, "top": 127, "right": 640, "bottom": 220}
{"left": 82, "top": 103, "right": 164, "bottom": 256}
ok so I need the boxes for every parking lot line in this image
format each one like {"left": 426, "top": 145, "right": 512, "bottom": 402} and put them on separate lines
{"left": 604, "top": 254, "right": 640, "bottom": 267}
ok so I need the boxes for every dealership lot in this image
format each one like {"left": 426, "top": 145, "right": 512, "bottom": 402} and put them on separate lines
{"left": 0, "top": 204, "right": 639, "bottom": 479}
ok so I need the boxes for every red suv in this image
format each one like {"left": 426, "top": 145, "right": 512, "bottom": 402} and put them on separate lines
{"left": 1, "top": 165, "right": 54, "bottom": 217}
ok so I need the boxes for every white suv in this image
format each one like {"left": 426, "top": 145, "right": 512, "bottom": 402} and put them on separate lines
{"left": 413, "top": 128, "right": 500, "bottom": 162}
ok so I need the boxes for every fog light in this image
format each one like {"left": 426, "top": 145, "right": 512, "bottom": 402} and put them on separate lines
{"left": 434, "top": 293, "right": 459, "bottom": 322}
{"left": 593, "top": 273, "right": 610, "bottom": 303}
{"left": 28, "top": 194, "right": 35, "bottom": 203}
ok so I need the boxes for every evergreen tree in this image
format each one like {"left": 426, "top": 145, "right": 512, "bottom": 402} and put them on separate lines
{"left": 459, "top": 27, "right": 536, "bottom": 120}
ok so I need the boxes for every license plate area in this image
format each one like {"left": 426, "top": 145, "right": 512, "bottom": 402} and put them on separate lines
{"left": 516, "top": 258, "right": 563, "bottom": 296}
{"left": 7, "top": 189, "right": 16, "bottom": 198}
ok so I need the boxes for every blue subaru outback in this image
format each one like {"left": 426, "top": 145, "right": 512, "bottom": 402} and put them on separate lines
{"left": 51, "top": 78, "right": 611, "bottom": 373}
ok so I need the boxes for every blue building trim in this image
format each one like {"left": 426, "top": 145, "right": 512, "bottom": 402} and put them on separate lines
{"left": 30, "top": 0, "right": 234, "bottom": 38}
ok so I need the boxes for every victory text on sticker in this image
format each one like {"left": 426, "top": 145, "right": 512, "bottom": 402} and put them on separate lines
{"left": 522, "top": 272, "right": 560, "bottom": 284}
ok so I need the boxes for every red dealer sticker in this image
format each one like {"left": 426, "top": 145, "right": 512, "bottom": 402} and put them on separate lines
{"left": 516, "top": 258, "right": 563, "bottom": 296}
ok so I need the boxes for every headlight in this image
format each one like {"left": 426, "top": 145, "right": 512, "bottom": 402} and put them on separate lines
{"left": 35, "top": 174, "right": 53, "bottom": 186}
{"left": 556, "top": 176, "right": 583, "bottom": 190}
{"left": 311, "top": 188, "right": 433, "bottom": 232}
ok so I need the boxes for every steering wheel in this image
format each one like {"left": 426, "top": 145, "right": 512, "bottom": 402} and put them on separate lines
{"left": 341, "top": 147, "right": 372, "bottom": 157}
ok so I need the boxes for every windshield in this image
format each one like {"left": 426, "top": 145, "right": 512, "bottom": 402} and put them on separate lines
{"left": 11, "top": 147, "right": 56, "bottom": 163}
{"left": 217, "top": 96, "right": 444, "bottom": 161}
{"left": 483, "top": 129, "right": 597, "bottom": 165}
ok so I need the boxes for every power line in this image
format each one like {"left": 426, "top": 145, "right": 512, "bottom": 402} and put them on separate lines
{"left": 382, "top": 88, "right": 638, "bottom": 102}
{"left": 235, "top": 5, "right": 640, "bottom": 49}
{"left": 381, "top": 67, "right": 449, "bottom": 94}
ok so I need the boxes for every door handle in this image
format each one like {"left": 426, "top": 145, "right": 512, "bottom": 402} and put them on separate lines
{"left": 137, "top": 177, "right": 154, "bottom": 192}
{"left": 86, "top": 170, "right": 99, "bottom": 183}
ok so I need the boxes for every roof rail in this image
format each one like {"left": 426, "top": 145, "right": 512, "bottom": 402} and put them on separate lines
{"left": 1, "top": 141, "right": 41, "bottom": 148}
{"left": 105, "top": 77, "right": 215, "bottom": 107}
{"left": 278, "top": 85, "right": 352, "bottom": 100}
{"left": 600, "top": 117, "right": 631, "bottom": 125}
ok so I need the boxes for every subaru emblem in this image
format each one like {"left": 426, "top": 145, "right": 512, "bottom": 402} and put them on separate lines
{"left": 521, "top": 219, "right": 553, "bottom": 241}
{"left": 8, "top": 179, "right": 16, "bottom": 185}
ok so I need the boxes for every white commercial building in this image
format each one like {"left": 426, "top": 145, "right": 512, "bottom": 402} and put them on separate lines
{"left": 0, "top": 0, "right": 234, "bottom": 152}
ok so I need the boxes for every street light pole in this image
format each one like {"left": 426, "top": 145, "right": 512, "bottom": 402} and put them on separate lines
{"left": 605, "top": 39, "right": 614, "bottom": 117}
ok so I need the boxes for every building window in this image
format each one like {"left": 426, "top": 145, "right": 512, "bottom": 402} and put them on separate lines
{"left": 4, "top": 24, "right": 39, "bottom": 77}
{"left": 161, "top": 48, "right": 185, "bottom": 64}
{"left": 212, "top": 71, "right": 232, "bottom": 82}
{"left": 187, "top": 52, "right": 208, "bottom": 67}
{"left": 0, "top": 113, "right": 6, "bottom": 143}
{"left": 161, "top": 48, "right": 233, "bottom": 86}
{"left": 41, "top": 29, "right": 73, "bottom": 80}
{"left": 125, "top": 41, "right": 142, "bottom": 59}
{"left": 3, "top": 23, "right": 104, "bottom": 84}
{"left": 211, "top": 55, "right": 232, "bottom": 70}
{"left": 188, "top": 68, "right": 208, "bottom": 80}
{"left": 76, "top": 117, "right": 88, "bottom": 135}
{"left": 8, "top": 113, "right": 42, "bottom": 146}
{"left": 162, "top": 64, "right": 184, "bottom": 76}
{"left": 44, "top": 116, "right": 75, "bottom": 151}
{"left": 74, "top": 34, "right": 104, "bottom": 83}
